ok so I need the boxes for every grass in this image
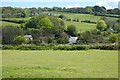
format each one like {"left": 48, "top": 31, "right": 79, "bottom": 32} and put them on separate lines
{"left": 64, "top": 21, "right": 96, "bottom": 33}
{"left": 44, "top": 11, "right": 118, "bottom": 32}
{"left": 1, "top": 21, "right": 21, "bottom": 27}
{"left": 2, "top": 50, "right": 118, "bottom": 78}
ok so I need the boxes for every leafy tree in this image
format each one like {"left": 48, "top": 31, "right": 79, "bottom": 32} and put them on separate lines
{"left": 67, "top": 25, "right": 77, "bottom": 36}
{"left": 22, "top": 8, "right": 30, "bottom": 18}
{"left": 109, "top": 34, "right": 118, "bottom": 43}
{"left": 58, "top": 15, "right": 66, "bottom": 19}
{"left": 96, "top": 20, "right": 107, "bottom": 31}
{"left": 93, "top": 6, "right": 107, "bottom": 15}
{"left": 14, "top": 36, "right": 27, "bottom": 45}
{"left": 50, "top": 17, "right": 65, "bottom": 37}
{"left": 84, "top": 6, "right": 93, "bottom": 14}
{"left": 81, "top": 31, "right": 93, "bottom": 43}
{"left": 113, "top": 22, "right": 120, "bottom": 33}
{"left": 37, "top": 17, "right": 54, "bottom": 29}
{"left": 2, "top": 26, "right": 23, "bottom": 44}
{"left": 57, "top": 38, "right": 68, "bottom": 44}
{"left": 25, "top": 14, "right": 47, "bottom": 28}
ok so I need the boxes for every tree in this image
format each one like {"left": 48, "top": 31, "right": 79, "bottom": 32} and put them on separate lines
{"left": 81, "top": 31, "right": 93, "bottom": 44}
{"left": 93, "top": 6, "right": 107, "bottom": 15}
{"left": 96, "top": 20, "right": 107, "bottom": 31}
{"left": 37, "top": 17, "right": 54, "bottom": 29}
{"left": 113, "top": 22, "right": 120, "bottom": 33}
{"left": 14, "top": 36, "right": 27, "bottom": 45}
{"left": 25, "top": 14, "right": 47, "bottom": 28}
{"left": 58, "top": 15, "right": 66, "bottom": 19}
{"left": 84, "top": 6, "right": 93, "bottom": 14}
{"left": 22, "top": 8, "right": 30, "bottom": 18}
{"left": 109, "top": 34, "right": 118, "bottom": 43}
{"left": 57, "top": 38, "right": 68, "bottom": 44}
{"left": 2, "top": 26, "right": 23, "bottom": 44}
{"left": 67, "top": 25, "right": 77, "bottom": 36}
{"left": 50, "top": 17, "right": 65, "bottom": 37}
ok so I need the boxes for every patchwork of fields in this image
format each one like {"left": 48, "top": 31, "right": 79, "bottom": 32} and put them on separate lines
{"left": 2, "top": 50, "right": 118, "bottom": 78}
{"left": 1, "top": 12, "right": 118, "bottom": 32}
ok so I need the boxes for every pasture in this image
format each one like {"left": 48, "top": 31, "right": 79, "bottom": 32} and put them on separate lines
{"left": 2, "top": 50, "right": 118, "bottom": 78}
{"left": 1, "top": 21, "right": 21, "bottom": 27}
{"left": 1, "top": 12, "right": 118, "bottom": 32}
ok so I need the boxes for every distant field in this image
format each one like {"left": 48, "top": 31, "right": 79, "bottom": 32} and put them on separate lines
{"left": 44, "top": 12, "right": 118, "bottom": 21}
{"left": 1, "top": 21, "right": 21, "bottom": 27}
{"left": 43, "top": 12, "right": 118, "bottom": 32}
{"left": 1, "top": 12, "right": 118, "bottom": 32}
{"left": 64, "top": 21, "right": 96, "bottom": 33}
{"left": 2, "top": 50, "right": 118, "bottom": 78}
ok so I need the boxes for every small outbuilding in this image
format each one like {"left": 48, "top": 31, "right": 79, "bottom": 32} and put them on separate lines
{"left": 69, "top": 36, "right": 78, "bottom": 44}
{"left": 24, "top": 35, "right": 33, "bottom": 41}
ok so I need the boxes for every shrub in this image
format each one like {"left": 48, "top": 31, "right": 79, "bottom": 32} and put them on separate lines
{"left": 90, "top": 44, "right": 118, "bottom": 50}
{"left": 53, "top": 45, "right": 89, "bottom": 50}
{"left": 14, "top": 36, "right": 28, "bottom": 45}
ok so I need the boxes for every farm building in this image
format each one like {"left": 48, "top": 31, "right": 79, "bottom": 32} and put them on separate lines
{"left": 69, "top": 36, "right": 78, "bottom": 44}
{"left": 24, "top": 35, "right": 33, "bottom": 41}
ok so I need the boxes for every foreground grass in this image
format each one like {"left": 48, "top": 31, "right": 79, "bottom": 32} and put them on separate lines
{"left": 2, "top": 50, "right": 118, "bottom": 78}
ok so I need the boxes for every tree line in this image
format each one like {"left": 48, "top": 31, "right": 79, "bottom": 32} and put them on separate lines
{"left": 1, "top": 6, "right": 119, "bottom": 18}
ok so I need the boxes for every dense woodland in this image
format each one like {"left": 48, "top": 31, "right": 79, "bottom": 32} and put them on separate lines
{"left": 1, "top": 6, "right": 120, "bottom": 48}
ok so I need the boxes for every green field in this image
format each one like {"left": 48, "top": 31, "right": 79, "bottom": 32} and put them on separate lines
{"left": 1, "top": 12, "right": 118, "bottom": 32}
{"left": 64, "top": 21, "right": 96, "bottom": 32}
{"left": 1, "top": 21, "right": 21, "bottom": 27}
{"left": 2, "top": 50, "right": 118, "bottom": 78}
{"left": 51, "top": 12, "right": 118, "bottom": 32}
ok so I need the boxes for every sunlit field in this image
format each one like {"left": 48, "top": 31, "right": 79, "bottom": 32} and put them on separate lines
{"left": 2, "top": 50, "right": 118, "bottom": 78}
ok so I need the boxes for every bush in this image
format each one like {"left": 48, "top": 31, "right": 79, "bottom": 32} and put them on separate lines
{"left": 57, "top": 38, "right": 69, "bottom": 44}
{"left": 2, "top": 44, "right": 118, "bottom": 50}
{"left": 53, "top": 45, "right": 89, "bottom": 50}
{"left": 14, "top": 36, "right": 28, "bottom": 45}
{"left": 90, "top": 44, "right": 118, "bottom": 50}
{"left": 2, "top": 45, "right": 89, "bottom": 50}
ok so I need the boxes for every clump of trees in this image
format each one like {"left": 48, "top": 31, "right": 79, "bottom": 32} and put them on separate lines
{"left": 2, "top": 26, "right": 24, "bottom": 44}
{"left": 77, "top": 16, "right": 119, "bottom": 44}
{"left": 67, "top": 25, "right": 77, "bottom": 37}
{"left": 24, "top": 14, "right": 69, "bottom": 45}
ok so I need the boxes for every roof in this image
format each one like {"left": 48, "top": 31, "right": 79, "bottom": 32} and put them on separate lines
{"left": 69, "top": 36, "right": 78, "bottom": 44}
{"left": 24, "top": 35, "right": 32, "bottom": 38}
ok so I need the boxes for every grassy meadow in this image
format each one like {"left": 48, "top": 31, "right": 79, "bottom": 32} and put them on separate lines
{"left": 2, "top": 50, "right": 118, "bottom": 78}
{"left": 1, "top": 21, "right": 21, "bottom": 27}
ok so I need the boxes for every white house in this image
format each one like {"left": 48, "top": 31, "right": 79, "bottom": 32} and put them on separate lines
{"left": 24, "top": 35, "right": 33, "bottom": 41}
{"left": 69, "top": 36, "right": 78, "bottom": 44}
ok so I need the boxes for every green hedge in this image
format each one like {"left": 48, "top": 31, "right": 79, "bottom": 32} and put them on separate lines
{"left": 53, "top": 45, "right": 89, "bottom": 50}
{"left": 2, "top": 44, "right": 119, "bottom": 50}
{"left": 1, "top": 19, "right": 27, "bottom": 24}
{"left": 2, "top": 45, "right": 89, "bottom": 50}
{"left": 90, "top": 44, "right": 119, "bottom": 50}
